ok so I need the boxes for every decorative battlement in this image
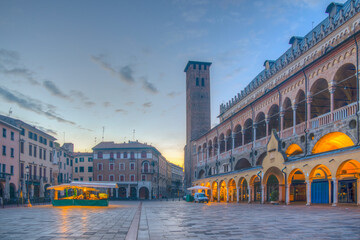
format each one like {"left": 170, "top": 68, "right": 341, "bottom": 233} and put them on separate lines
{"left": 219, "top": 0, "right": 359, "bottom": 119}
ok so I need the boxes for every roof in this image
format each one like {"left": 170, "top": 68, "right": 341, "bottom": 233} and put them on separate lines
{"left": 219, "top": 0, "right": 358, "bottom": 117}
{"left": 0, "top": 119, "right": 21, "bottom": 131}
{"left": 92, "top": 141, "right": 161, "bottom": 154}
{"left": 73, "top": 152, "right": 93, "bottom": 157}
{"left": 0, "top": 114, "right": 57, "bottom": 140}
{"left": 184, "top": 61, "right": 212, "bottom": 72}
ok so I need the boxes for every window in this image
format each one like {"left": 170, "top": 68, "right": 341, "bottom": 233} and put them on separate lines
{"left": 70, "top": 160, "right": 73, "bottom": 167}
{"left": 2, "top": 145, "right": 6, "bottom": 156}
{"left": 130, "top": 174, "right": 135, "bottom": 182}
{"left": 39, "top": 167, "right": 42, "bottom": 177}
{"left": 119, "top": 163, "right": 125, "bottom": 170}
{"left": 196, "top": 77, "right": 199, "bottom": 86}
{"left": 33, "top": 146, "right": 37, "bottom": 158}
{"left": 88, "top": 177, "right": 92, "bottom": 181}
{"left": 75, "top": 167, "right": 78, "bottom": 173}
{"left": 39, "top": 136, "right": 43, "bottom": 143}
{"left": 119, "top": 175, "right": 125, "bottom": 182}
{"left": 63, "top": 152, "right": 66, "bottom": 157}
{"left": 50, "top": 152, "right": 53, "bottom": 162}
{"left": 10, "top": 148, "right": 14, "bottom": 158}
{"left": 204, "top": 65, "right": 207, "bottom": 70}
{"left": 201, "top": 78, "right": 204, "bottom": 86}
{"left": 109, "top": 175, "right": 114, "bottom": 181}
{"left": 80, "top": 157, "right": 84, "bottom": 162}
{"left": 28, "top": 131, "right": 33, "bottom": 139}
{"left": 98, "top": 175, "right": 103, "bottom": 181}
{"left": 88, "top": 166, "right": 93, "bottom": 172}
{"left": 88, "top": 157, "right": 93, "bottom": 162}
{"left": 110, "top": 152, "right": 114, "bottom": 159}
{"left": 20, "top": 141, "right": 24, "bottom": 154}
{"left": 10, "top": 166, "right": 14, "bottom": 175}
{"left": 80, "top": 177, "right": 83, "bottom": 181}
{"left": 130, "top": 152, "right": 135, "bottom": 159}
{"left": 79, "top": 167, "right": 84, "bottom": 172}
{"left": 67, "top": 158, "right": 69, "bottom": 165}
{"left": 10, "top": 132, "right": 14, "bottom": 141}
{"left": 20, "top": 163, "right": 24, "bottom": 178}
{"left": 117, "top": 152, "right": 121, "bottom": 158}
{"left": 199, "top": 64, "right": 202, "bottom": 70}
{"left": 142, "top": 162, "right": 149, "bottom": 173}
{"left": 39, "top": 147, "right": 42, "bottom": 159}
{"left": 98, "top": 152, "right": 103, "bottom": 158}
{"left": 2, "top": 164, "right": 6, "bottom": 173}
{"left": 50, "top": 141, "right": 53, "bottom": 148}
{"left": 44, "top": 168, "right": 46, "bottom": 178}
{"left": 33, "top": 133, "right": 37, "bottom": 141}
{"left": 98, "top": 163, "right": 103, "bottom": 171}
{"left": 29, "top": 144, "right": 32, "bottom": 156}
{"left": 141, "top": 151, "right": 146, "bottom": 158}
{"left": 123, "top": 152, "right": 127, "bottom": 158}
{"left": 109, "top": 163, "right": 114, "bottom": 170}
{"left": 20, "top": 128, "right": 25, "bottom": 136}
{"left": 130, "top": 162, "right": 135, "bottom": 170}
{"left": 34, "top": 166, "right": 37, "bottom": 177}
{"left": 2, "top": 128, "right": 6, "bottom": 138}
{"left": 142, "top": 175, "right": 146, "bottom": 181}
{"left": 193, "top": 64, "right": 196, "bottom": 69}
{"left": 43, "top": 150, "right": 46, "bottom": 160}
{"left": 75, "top": 158, "right": 78, "bottom": 163}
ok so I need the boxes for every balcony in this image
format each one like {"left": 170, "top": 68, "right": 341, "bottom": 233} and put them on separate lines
{"left": 141, "top": 168, "right": 154, "bottom": 174}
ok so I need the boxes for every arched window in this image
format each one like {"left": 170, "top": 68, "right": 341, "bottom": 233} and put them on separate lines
{"left": 295, "top": 90, "right": 306, "bottom": 124}
{"left": 97, "top": 152, "right": 103, "bottom": 158}
{"left": 142, "top": 161, "right": 149, "bottom": 173}
{"left": 310, "top": 78, "right": 330, "bottom": 118}
{"left": 234, "top": 125, "right": 242, "bottom": 147}
{"left": 283, "top": 98, "right": 293, "bottom": 129}
{"left": 255, "top": 112, "right": 266, "bottom": 140}
{"left": 219, "top": 134, "right": 225, "bottom": 153}
{"left": 226, "top": 130, "right": 232, "bottom": 151}
{"left": 243, "top": 119, "right": 253, "bottom": 144}
{"left": 268, "top": 104, "right": 279, "bottom": 134}
{"left": 141, "top": 151, "right": 147, "bottom": 158}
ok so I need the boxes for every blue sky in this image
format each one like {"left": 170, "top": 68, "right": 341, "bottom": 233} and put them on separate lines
{"left": 0, "top": 0, "right": 345, "bottom": 166}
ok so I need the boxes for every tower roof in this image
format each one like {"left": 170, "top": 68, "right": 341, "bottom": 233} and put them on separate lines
{"left": 184, "top": 61, "right": 212, "bottom": 72}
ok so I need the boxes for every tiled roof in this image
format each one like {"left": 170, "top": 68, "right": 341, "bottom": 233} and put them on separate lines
{"left": 220, "top": 0, "right": 359, "bottom": 116}
{"left": 92, "top": 141, "right": 160, "bottom": 153}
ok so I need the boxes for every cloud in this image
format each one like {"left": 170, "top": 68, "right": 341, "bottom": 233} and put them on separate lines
{"left": 91, "top": 54, "right": 135, "bottom": 84}
{"left": 167, "top": 91, "right": 182, "bottom": 98}
{"left": 103, "top": 102, "right": 111, "bottom": 107}
{"left": 36, "top": 126, "right": 58, "bottom": 136}
{"left": 0, "top": 86, "right": 76, "bottom": 125}
{"left": 141, "top": 77, "right": 158, "bottom": 94}
{"left": 125, "top": 101, "right": 134, "bottom": 106}
{"left": 115, "top": 108, "right": 128, "bottom": 114}
{"left": 43, "top": 80, "right": 68, "bottom": 98}
{"left": 143, "top": 102, "right": 152, "bottom": 108}
{"left": 69, "top": 90, "right": 96, "bottom": 107}
{"left": 0, "top": 49, "right": 40, "bottom": 85}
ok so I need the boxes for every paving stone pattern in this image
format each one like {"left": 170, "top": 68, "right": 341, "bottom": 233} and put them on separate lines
{"left": 1, "top": 201, "right": 360, "bottom": 240}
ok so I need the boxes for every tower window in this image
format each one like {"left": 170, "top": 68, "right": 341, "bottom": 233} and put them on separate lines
{"left": 193, "top": 64, "right": 196, "bottom": 70}
{"left": 199, "top": 64, "right": 202, "bottom": 70}
{"left": 201, "top": 78, "right": 204, "bottom": 86}
{"left": 204, "top": 65, "right": 207, "bottom": 70}
{"left": 196, "top": 78, "right": 199, "bottom": 86}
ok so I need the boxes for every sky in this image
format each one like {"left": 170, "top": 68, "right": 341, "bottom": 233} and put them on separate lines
{"left": 0, "top": 0, "right": 346, "bottom": 166}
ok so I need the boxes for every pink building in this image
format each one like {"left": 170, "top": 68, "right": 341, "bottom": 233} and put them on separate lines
{"left": 0, "top": 119, "right": 20, "bottom": 200}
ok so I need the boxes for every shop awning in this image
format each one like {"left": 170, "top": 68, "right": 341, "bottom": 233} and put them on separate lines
{"left": 187, "top": 186, "right": 210, "bottom": 190}
{"left": 46, "top": 181, "right": 118, "bottom": 190}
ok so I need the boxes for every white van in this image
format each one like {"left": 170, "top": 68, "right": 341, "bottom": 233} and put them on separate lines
{"left": 194, "top": 192, "right": 209, "bottom": 203}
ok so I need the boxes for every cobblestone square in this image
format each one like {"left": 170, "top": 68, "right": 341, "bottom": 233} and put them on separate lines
{"left": 0, "top": 201, "right": 360, "bottom": 239}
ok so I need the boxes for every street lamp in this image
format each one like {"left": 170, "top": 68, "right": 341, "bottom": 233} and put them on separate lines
{"left": 25, "top": 166, "right": 32, "bottom": 207}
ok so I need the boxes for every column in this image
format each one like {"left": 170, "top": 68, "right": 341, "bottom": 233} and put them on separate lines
{"left": 236, "top": 187, "right": 240, "bottom": 203}
{"left": 31, "top": 184, "right": 34, "bottom": 198}
{"left": 265, "top": 118, "right": 270, "bottom": 137}
{"left": 126, "top": 184, "right": 130, "bottom": 198}
{"left": 217, "top": 138, "right": 220, "bottom": 157}
{"left": 226, "top": 186, "right": 229, "bottom": 202}
{"left": 286, "top": 183, "right": 291, "bottom": 205}
{"left": 241, "top": 131, "right": 245, "bottom": 146}
{"left": 248, "top": 186, "right": 252, "bottom": 203}
{"left": 240, "top": 185, "right": 244, "bottom": 201}
{"left": 280, "top": 111, "right": 285, "bottom": 138}
{"left": 307, "top": 96, "right": 312, "bottom": 129}
{"left": 217, "top": 184, "right": 220, "bottom": 202}
{"left": 253, "top": 124, "right": 257, "bottom": 149}
{"left": 232, "top": 133, "right": 235, "bottom": 150}
{"left": 210, "top": 189, "right": 214, "bottom": 202}
{"left": 293, "top": 105, "right": 297, "bottom": 135}
{"left": 357, "top": 179, "right": 360, "bottom": 205}
{"left": 4, "top": 176, "right": 10, "bottom": 200}
{"left": 306, "top": 180, "right": 312, "bottom": 206}
{"left": 261, "top": 184, "right": 265, "bottom": 204}
{"left": 328, "top": 179, "right": 332, "bottom": 205}
{"left": 329, "top": 83, "right": 336, "bottom": 122}
{"left": 332, "top": 178, "right": 338, "bottom": 207}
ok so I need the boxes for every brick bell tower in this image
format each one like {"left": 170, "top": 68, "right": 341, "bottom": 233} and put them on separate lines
{"left": 184, "top": 61, "right": 212, "bottom": 188}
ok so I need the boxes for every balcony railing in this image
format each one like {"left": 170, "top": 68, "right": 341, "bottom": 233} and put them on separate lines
{"left": 282, "top": 127, "right": 293, "bottom": 139}
{"left": 295, "top": 122, "right": 306, "bottom": 135}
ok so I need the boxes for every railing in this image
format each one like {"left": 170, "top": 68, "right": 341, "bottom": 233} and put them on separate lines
{"left": 295, "top": 122, "right": 306, "bottom": 135}
{"left": 0, "top": 172, "right": 12, "bottom": 181}
{"left": 333, "top": 102, "right": 357, "bottom": 122}
{"left": 141, "top": 169, "right": 154, "bottom": 174}
{"left": 255, "top": 137, "right": 268, "bottom": 148}
{"left": 282, "top": 127, "right": 293, "bottom": 139}
{"left": 310, "top": 112, "right": 331, "bottom": 129}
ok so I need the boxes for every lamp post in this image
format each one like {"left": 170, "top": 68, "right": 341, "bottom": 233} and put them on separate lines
{"left": 25, "top": 166, "right": 32, "bottom": 207}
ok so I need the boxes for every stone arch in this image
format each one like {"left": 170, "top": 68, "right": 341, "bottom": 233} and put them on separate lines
{"left": 234, "top": 124, "right": 242, "bottom": 148}
{"left": 212, "top": 181, "right": 218, "bottom": 202}
{"left": 310, "top": 78, "right": 330, "bottom": 118}
{"left": 219, "top": 133, "right": 225, "bottom": 153}
{"left": 119, "top": 187, "right": 127, "bottom": 198}
{"left": 228, "top": 178, "right": 236, "bottom": 202}
{"left": 226, "top": 129, "right": 232, "bottom": 151}
{"left": 250, "top": 175, "right": 261, "bottom": 202}
{"left": 243, "top": 118, "right": 253, "bottom": 145}
{"left": 295, "top": 89, "right": 306, "bottom": 125}
{"left": 256, "top": 152, "right": 267, "bottom": 166}
{"left": 288, "top": 169, "right": 306, "bottom": 202}
{"left": 285, "top": 144, "right": 304, "bottom": 157}
{"left": 208, "top": 140, "right": 213, "bottom": 158}
{"left": 282, "top": 97, "right": 293, "bottom": 130}
{"left": 336, "top": 159, "right": 360, "bottom": 178}
{"left": 263, "top": 167, "right": 285, "bottom": 202}
{"left": 312, "top": 132, "right": 355, "bottom": 154}
{"left": 336, "top": 159, "right": 360, "bottom": 203}
{"left": 238, "top": 177, "right": 249, "bottom": 202}
{"left": 198, "top": 169, "right": 205, "bottom": 179}
{"left": 213, "top": 136, "right": 218, "bottom": 156}
{"left": 333, "top": 63, "right": 356, "bottom": 109}
{"left": 268, "top": 104, "right": 280, "bottom": 135}
{"left": 139, "top": 187, "right": 149, "bottom": 200}
{"left": 255, "top": 112, "right": 266, "bottom": 140}
{"left": 219, "top": 180, "right": 227, "bottom": 202}
{"left": 309, "top": 164, "right": 332, "bottom": 204}
{"left": 234, "top": 158, "right": 251, "bottom": 170}
{"left": 310, "top": 164, "right": 332, "bottom": 180}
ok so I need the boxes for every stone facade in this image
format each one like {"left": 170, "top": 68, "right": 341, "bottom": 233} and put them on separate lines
{"left": 53, "top": 143, "right": 73, "bottom": 185}
{"left": 187, "top": 0, "right": 360, "bottom": 206}
{"left": 72, "top": 152, "right": 93, "bottom": 182}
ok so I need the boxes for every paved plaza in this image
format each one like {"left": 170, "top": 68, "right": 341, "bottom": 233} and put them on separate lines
{"left": 0, "top": 201, "right": 360, "bottom": 239}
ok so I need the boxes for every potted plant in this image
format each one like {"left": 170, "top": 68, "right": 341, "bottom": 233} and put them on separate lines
{"left": 270, "top": 190, "right": 279, "bottom": 205}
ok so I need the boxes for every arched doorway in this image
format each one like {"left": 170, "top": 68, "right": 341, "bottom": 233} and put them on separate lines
{"left": 266, "top": 175, "right": 279, "bottom": 202}
{"left": 139, "top": 187, "right": 149, "bottom": 200}
{"left": 205, "top": 182, "right": 211, "bottom": 198}
{"left": 336, "top": 160, "right": 360, "bottom": 204}
{"left": 219, "top": 180, "right": 227, "bottom": 202}
{"left": 238, "top": 178, "right": 248, "bottom": 202}
{"left": 228, "top": 179, "right": 236, "bottom": 202}
{"left": 119, "top": 187, "right": 126, "bottom": 198}
{"left": 198, "top": 169, "right": 205, "bottom": 179}
{"left": 10, "top": 183, "right": 16, "bottom": 199}
{"left": 130, "top": 187, "right": 137, "bottom": 199}
{"left": 251, "top": 176, "right": 261, "bottom": 202}
{"left": 212, "top": 182, "right": 218, "bottom": 202}
{"left": 310, "top": 165, "right": 332, "bottom": 204}
{"left": 0, "top": 183, "right": 3, "bottom": 199}
{"left": 288, "top": 169, "right": 306, "bottom": 202}
{"left": 312, "top": 132, "right": 354, "bottom": 154}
